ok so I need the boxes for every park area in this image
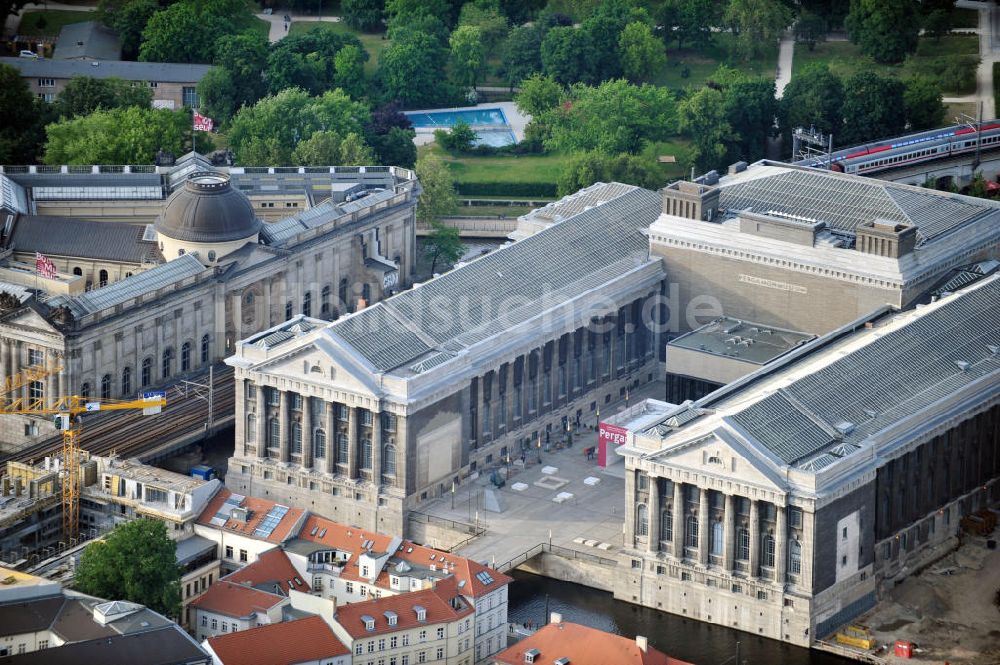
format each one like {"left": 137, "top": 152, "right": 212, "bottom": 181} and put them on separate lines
{"left": 288, "top": 20, "right": 387, "bottom": 75}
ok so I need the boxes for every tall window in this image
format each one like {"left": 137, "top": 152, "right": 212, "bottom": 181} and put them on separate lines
{"left": 603, "top": 343, "right": 612, "bottom": 376}
{"left": 662, "top": 509, "right": 672, "bottom": 542}
{"left": 498, "top": 392, "right": 506, "bottom": 430}
{"left": 80, "top": 383, "right": 90, "bottom": 399}
{"left": 268, "top": 419, "right": 280, "bottom": 449}
{"left": 763, "top": 534, "right": 776, "bottom": 568}
{"left": 337, "top": 432, "right": 348, "bottom": 464}
{"left": 247, "top": 414, "right": 256, "bottom": 443}
{"left": 542, "top": 372, "right": 551, "bottom": 405}
{"left": 101, "top": 374, "right": 111, "bottom": 400}
{"left": 788, "top": 540, "right": 802, "bottom": 575}
{"left": 141, "top": 357, "right": 152, "bottom": 387}
{"left": 285, "top": 301, "right": 293, "bottom": 320}
{"left": 321, "top": 286, "right": 331, "bottom": 317}
{"left": 482, "top": 402, "right": 491, "bottom": 436}
{"left": 513, "top": 386, "right": 522, "bottom": 419}
{"left": 162, "top": 347, "right": 174, "bottom": 379}
{"left": 303, "top": 291, "right": 312, "bottom": 317}
{"left": 182, "top": 86, "right": 197, "bottom": 107}
{"left": 181, "top": 342, "right": 191, "bottom": 372}
{"left": 383, "top": 444, "right": 396, "bottom": 476}
{"left": 201, "top": 334, "right": 210, "bottom": 363}
{"left": 121, "top": 367, "right": 131, "bottom": 396}
{"left": 737, "top": 528, "right": 750, "bottom": 561}
{"left": 361, "top": 283, "right": 371, "bottom": 304}
{"left": 527, "top": 379, "right": 537, "bottom": 412}
{"left": 291, "top": 422, "right": 302, "bottom": 454}
{"left": 558, "top": 364, "right": 566, "bottom": 397}
{"left": 29, "top": 380, "right": 43, "bottom": 401}
{"left": 636, "top": 504, "right": 649, "bottom": 537}
{"left": 360, "top": 437, "right": 372, "bottom": 470}
{"left": 99, "top": 269, "right": 108, "bottom": 287}
{"left": 711, "top": 520, "right": 724, "bottom": 556}
{"left": 313, "top": 429, "right": 325, "bottom": 459}
{"left": 685, "top": 515, "right": 699, "bottom": 548}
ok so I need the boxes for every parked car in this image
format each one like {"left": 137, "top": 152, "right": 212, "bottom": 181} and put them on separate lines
{"left": 19, "top": 50, "right": 39, "bottom": 59}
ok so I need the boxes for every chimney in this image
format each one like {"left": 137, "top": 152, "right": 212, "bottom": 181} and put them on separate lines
{"left": 550, "top": 612, "right": 562, "bottom": 625}
{"left": 636, "top": 636, "right": 648, "bottom": 653}
{"left": 661, "top": 180, "right": 720, "bottom": 222}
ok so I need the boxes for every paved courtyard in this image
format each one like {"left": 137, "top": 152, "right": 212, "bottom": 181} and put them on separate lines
{"left": 421, "top": 382, "right": 666, "bottom": 568}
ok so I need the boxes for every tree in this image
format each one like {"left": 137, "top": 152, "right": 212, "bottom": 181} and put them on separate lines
{"left": 44, "top": 106, "right": 189, "bottom": 164}
{"left": 779, "top": 63, "right": 843, "bottom": 139}
{"left": 499, "top": 0, "right": 544, "bottom": 24}
{"left": 214, "top": 31, "right": 269, "bottom": 108}
{"left": 579, "top": 0, "right": 649, "bottom": 82}
{"left": 557, "top": 151, "right": 662, "bottom": 195}
{"left": 386, "top": 0, "right": 452, "bottom": 27}
{"left": 724, "top": 0, "right": 793, "bottom": 61}
{"left": 544, "top": 79, "right": 676, "bottom": 154}
{"left": 840, "top": 71, "right": 906, "bottom": 145}
{"left": 794, "top": 11, "right": 827, "bottom": 51}
{"left": 378, "top": 31, "right": 454, "bottom": 108}
{"left": 656, "top": 0, "right": 717, "bottom": 50}
{"left": 458, "top": 0, "right": 508, "bottom": 52}
{"left": 291, "top": 130, "right": 374, "bottom": 164}
{"left": 713, "top": 70, "right": 777, "bottom": 163}
{"left": 541, "top": 26, "right": 594, "bottom": 85}
{"left": 369, "top": 126, "right": 417, "bottom": 167}
{"left": 514, "top": 73, "right": 563, "bottom": 118}
{"left": 923, "top": 8, "right": 951, "bottom": 41}
{"left": 801, "top": 0, "right": 849, "bottom": 29}
{"left": 0, "top": 64, "right": 49, "bottom": 164}
{"left": 139, "top": 1, "right": 236, "bottom": 64}
{"left": 342, "top": 0, "right": 385, "bottom": 32}
{"left": 267, "top": 29, "right": 367, "bottom": 96}
{"left": 197, "top": 67, "right": 239, "bottom": 123}
{"left": 500, "top": 26, "right": 543, "bottom": 89}
{"left": 98, "top": 0, "right": 159, "bottom": 60}
{"left": 434, "top": 121, "right": 477, "bottom": 152}
{"left": 449, "top": 25, "right": 485, "bottom": 90}
{"left": 678, "top": 87, "right": 731, "bottom": 173}
{"left": 334, "top": 45, "right": 367, "bottom": 100}
{"left": 967, "top": 171, "right": 989, "bottom": 198}
{"left": 903, "top": 76, "right": 946, "bottom": 131}
{"left": 55, "top": 76, "right": 153, "bottom": 117}
{"left": 618, "top": 21, "right": 666, "bottom": 83}
{"left": 74, "top": 519, "right": 181, "bottom": 619}
{"left": 846, "top": 0, "right": 921, "bottom": 64}
{"left": 415, "top": 152, "right": 462, "bottom": 274}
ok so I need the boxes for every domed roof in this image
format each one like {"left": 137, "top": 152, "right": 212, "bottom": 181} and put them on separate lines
{"left": 156, "top": 172, "right": 261, "bottom": 243}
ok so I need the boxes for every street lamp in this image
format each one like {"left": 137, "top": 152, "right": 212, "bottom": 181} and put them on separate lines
{"left": 451, "top": 480, "right": 456, "bottom": 510}
{"left": 536, "top": 438, "right": 542, "bottom": 463}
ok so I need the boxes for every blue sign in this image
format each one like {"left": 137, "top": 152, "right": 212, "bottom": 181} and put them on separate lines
{"left": 142, "top": 391, "right": 166, "bottom": 400}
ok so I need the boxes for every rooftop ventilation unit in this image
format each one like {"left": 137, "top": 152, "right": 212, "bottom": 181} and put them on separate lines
{"left": 954, "top": 360, "right": 971, "bottom": 371}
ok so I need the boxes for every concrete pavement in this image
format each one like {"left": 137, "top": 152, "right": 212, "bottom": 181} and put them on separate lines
{"left": 260, "top": 12, "right": 341, "bottom": 43}
{"left": 775, "top": 30, "right": 795, "bottom": 98}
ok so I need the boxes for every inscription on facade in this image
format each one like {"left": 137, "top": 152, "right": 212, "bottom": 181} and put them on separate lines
{"left": 738, "top": 274, "right": 808, "bottom": 294}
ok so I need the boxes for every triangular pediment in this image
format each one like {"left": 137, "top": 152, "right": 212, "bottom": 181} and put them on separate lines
{"left": 647, "top": 428, "right": 787, "bottom": 493}
{"left": 260, "top": 336, "right": 381, "bottom": 397}
{"left": 1, "top": 306, "right": 64, "bottom": 337}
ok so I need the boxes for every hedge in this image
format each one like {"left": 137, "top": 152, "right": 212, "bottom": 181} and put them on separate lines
{"left": 454, "top": 181, "right": 558, "bottom": 197}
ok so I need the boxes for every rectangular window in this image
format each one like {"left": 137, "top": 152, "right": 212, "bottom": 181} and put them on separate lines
{"left": 513, "top": 386, "right": 522, "bottom": 419}
{"left": 28, "top": 349, "right": 44, "bottom": 366}
{"left": 789, "top": 507, "right": 802, "bottom": 528}
{"left": 239, "top": 549, "right": 248, "bottom": 563}
{"left": 37, "top": 78, "right": 54, "bottom": 87}
{"left": 182, "top": 86, "right": 197, "bottom": 107}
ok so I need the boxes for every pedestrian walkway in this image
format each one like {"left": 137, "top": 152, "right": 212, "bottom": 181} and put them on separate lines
{"left": 258, "top": 11, "right": 342, "bottom": 43}
{"left": 775, "top": 30, "right": 795, "bottom": 98}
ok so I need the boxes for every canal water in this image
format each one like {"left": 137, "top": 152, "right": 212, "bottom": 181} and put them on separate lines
{"left": 507, "top": 571, "right": 851, "bottom": 665}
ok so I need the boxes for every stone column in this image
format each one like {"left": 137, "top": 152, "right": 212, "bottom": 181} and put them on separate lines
{"left": 723, "top": 493, "right": 735, "bottom": 572}
{"left": 698, "top": 487, "right": 710, "bottom": 565}
{"left": 672, "top": 481, "right": 684, "bottom": 559}
{"left": 325, "top": 401, "right": 336, "bottom": 474}
{"left": 749, "top": 499, "right": 760, "bottom": 578}
{"left": 278, "top": 391, "right": 289, "bottom": 463}
{"left": 347, "top": 406, "right": 358, "bottom": 479}
{"left": 625, "top": 470, "right": 636, "bottom": 548}
{"left": 255, "top": 385, "right": 266, "bottom": 459}
{"left": 301, "top": 395, "right": 313, "bottom": 470}
{"left": 775, "top": 504, "right": 787, "bottom": 587}
{"left": 44, "top": 349, "right": 55, "bottom": 409}
{"left": 647, "top": 477, "right": 660, "bottom": 553}
{"left": 0, "top": 337, "right": 7, "bottom": 387}
{"left": 800, "top": 509, "right": 814, "bottom": 593}
{"left": 57, "top": 353, "right": 66, "bottom": 405}
{"left": 371, "top": 411, "right": 382, "bottom": 486}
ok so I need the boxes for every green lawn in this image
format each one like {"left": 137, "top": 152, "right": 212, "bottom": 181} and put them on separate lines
{"left": 234, "top": 12, "right": 271, "bottom": 41}
{"left": 655, "top": 33, "right": 780, "bottom": 90}
{"left": 17, "top": 10, "right": 92, "bottom": 37}
{"left": 793, "top": 35, "right": 980, "bottom": 95}
{"left": 288, "top": 21, "right": 388, "bottom": 75}
{"left": 458, "top": 205, "right": 538, "bottom": 217}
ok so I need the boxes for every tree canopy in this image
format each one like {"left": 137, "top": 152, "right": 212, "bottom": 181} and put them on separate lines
{"left": 500, "top": 26, "right": 544, "bottom": 88}
{"left": 903, "top": 76, "right": 947, "bottom": 131}
{"left": 74, "top": 519, "right": 181, "bottom": 619}
{"left": 415, "top": 152, "right": 462, "bottom": 274}
{"left": 44, "top": 106, "right": 188, "bottom": 165}
{"left": 0, "top": 64, "right": 49, "bottom": 164}
{"left": 558, "top": 151, "right": 663, "bottom": 195}
{"left": 55, "top": 76, "right": 153, "bottom": 118}
{"left": 656, "top": 0, "right": 717, "bottom": 50}
{"left": 724, "top": 0, "right": 793, "bottom": 61}
{"left": 840, "top": 71, "right": 906, "bottom": 145}
{"left": 98, "top": 0, "right": 159, "bottom": 60}
{"left": 846, "top": 0, "right": 921, "bottom": 64}
{"left": 678, "top": 86, "right": 731, "bottom": 173}
{"left": 541, "top": 26, "right": 594, "bottom": 85}
{"left": 342, "top": 0, "right": 385, "bottom": 32}
{"left": 619, "top": 21, "right": 666, "bottom": 83}
{"left": 514, "top": 73, "right": 563, "bottom": 118}
{"left": 450, "top": 25, "right": 485, "bottom": 90}
{"left": 779, "top": 63, "right": 844, "bottom": 140}
{"left": 378, "top": 30, "right": 455, "bottom": 108}
{"left": 139, "top": 0, "right": 244, "bottom": 64}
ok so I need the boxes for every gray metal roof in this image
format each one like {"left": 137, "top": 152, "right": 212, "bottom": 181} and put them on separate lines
{"left": 328, "top": 185, "right": 661, "bottom": 372}
{"left": 0, "top": 174, "right": 28, "bottom": 214}
{"left": 55, "top": 21, "right": 121, "bottom": 61}
{"left": 724, "top": 277, "right": 1000, "bottom": 466}
{"left": 9, "top": 215, "right": 160, "bottom": 263}
{"left": 260, "top": 189, "right": 397, "bottom": 246}
{"left": 0, "top": 57, "right": 212, "bottom": 83}
{"left": 668, "top": 317, "right": 814, "bottom": 365}
{"left": 719, "top": 168, "right": 995, "bottom": 244}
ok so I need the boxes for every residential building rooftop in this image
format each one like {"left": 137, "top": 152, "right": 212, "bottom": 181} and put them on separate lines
{"left": 223, "top": 548, "right": 310, "bottom": 596}
{"left": 188, "top": 580, "right": 286, "bottom": 620}
{"left": 203, "top": 615, "right": 348, "bottom": 665}
{"left": 0, "top": 57, "right": 212, "bottom": 83}
{"left": 54, "top": 21, "right": 121, "bottom": 61}
{"left": 195, "top": 488, "right": 304, "bottom": 544}
{"left": 0, "top": 625, "right": 209, "bottom": 665}
{"left": 334, "top": 577, "right": 473, "bottom": 639}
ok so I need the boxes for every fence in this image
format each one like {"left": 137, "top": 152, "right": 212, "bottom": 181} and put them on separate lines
{"left": 495, "top": 542, "right": 618, "bottom": 573}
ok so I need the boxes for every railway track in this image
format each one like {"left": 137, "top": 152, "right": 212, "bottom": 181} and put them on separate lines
{"left": 1, "top": 364, "right": 235, "bottom": 468}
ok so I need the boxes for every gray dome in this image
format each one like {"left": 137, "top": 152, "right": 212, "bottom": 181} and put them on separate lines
{"left": 156, "top": 172, "right": 261, "bottom": 243}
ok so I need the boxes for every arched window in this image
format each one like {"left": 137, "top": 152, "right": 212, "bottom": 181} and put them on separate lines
{"left": 268, "top": 419, "right": 280, "bottom": 449}
{"left": 711, "top": 520, "right": 724, "bottom": 556}
{"left": 360, "top": 436, "right": 372, "bottom": 470}
{"left": 99, "top": 269, "right": 108, "bottom": 286}
{"left": 302, "top": 291, "right": 312, "bottom": 317}
{"left": 339, "top": 278, "right": 349, "bottom": 312}
{"left": 763, "top": 533, "right": 776, "bottom": 568}
{"left": 737, "top": 527, "right": 750, "bottom": 561}
{"left": 383, "top": 444, "right": 396, "bottom": 476}
{"left": 662, "top": 509, "right": 673, "bottom": 542}
{"left": 100, "top": 374, "right": 111, "bottom": 400}
{"left": 285, "top": 301, "right": 293, "bottom": 320}
{"left": 121, "top": 367, "right": 131, "bottom": 396}
{"left": 685, "top": 515, "right": 699, "bottom": 548}
{"left": 636, "top": 504, "right": 649, "bottom": 537}
{"left": 201, "top": 334, "right": 210, "bottom": 363}
{"left": 162, "top": 347, "right": 174, "bottom": 379}
{"left": 80, "top": 383, "right": 90, "bottom": 399}
{"left": 207, "top": 250, "right": 216, "bottom": 262}
{"left": 181, "top": 342, "right": 191, "bottom": 372}
{"left": 336, "top": 432, "right": 348, "bottom": 465}
{"left": 788, "top": 539, "right": 802, "bottom": 575}
{"left": 291, "top": 422, "right": 302, "bottom": 454}
{"left": 247, "top": 414, "right": 256, "bottom": 443}
{"left": 313, "top": 429, "right": 326, "bottom": 459}
{"left": 141, "top": 357, "right": 152, "bottom": 387}
{"left": 72, "top": 267, "right": 83, "bottom": 276}
{"left": 320, "top": 286, "right": 331, "bottom": 317}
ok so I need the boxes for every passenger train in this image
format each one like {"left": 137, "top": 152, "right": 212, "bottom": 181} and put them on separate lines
{"left": 796, "top": 121, "right": 1000, "bottom": 175}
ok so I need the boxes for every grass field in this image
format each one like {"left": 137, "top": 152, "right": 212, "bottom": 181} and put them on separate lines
{"left": 425, "top": 144, "right": 567, "bottom": 185}
{"left": 17, "top": 10, "right": 92, "bottom": 37}
{"left": 655, "top": 33, "right": 780, "bottom": 90}
{"left": 235, "top": 12, "right": 270, "bottom": 41}
{"left": 288, "top": 21, "right": 388, "bottom": 75}
{"left": 458, "top": 205, "right": 538, "bottom": 217}
{"left": 793, "top": 35, "right": 980, "bottom": 95}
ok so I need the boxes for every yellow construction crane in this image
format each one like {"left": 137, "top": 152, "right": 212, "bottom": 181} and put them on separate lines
{"left": 0, "top": 365, "right": 166, "bottom": 542}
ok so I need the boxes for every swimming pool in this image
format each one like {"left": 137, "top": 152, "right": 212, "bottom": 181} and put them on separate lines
{"left": 404, "top": 107, "right": 516, "bottom": 147}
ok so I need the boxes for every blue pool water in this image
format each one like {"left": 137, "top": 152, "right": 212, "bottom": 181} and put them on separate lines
{"left": 404, "top": 107, "right": 516, "bottom": 147}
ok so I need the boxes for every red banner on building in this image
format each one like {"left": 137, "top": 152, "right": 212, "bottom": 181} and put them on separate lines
{"left": 193, "top": 111, "right": 214, "bottom": 132}
{"left": 598, "top": 422, "right": 629, "bottom": 467}
{"left": 35, "top": 252, "right": 57, "bottom": 279}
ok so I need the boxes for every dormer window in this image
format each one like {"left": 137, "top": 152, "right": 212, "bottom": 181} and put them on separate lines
{"left": 362, "top": 615, "right": 375, "bottom": 631}
{"left": 384, "top": 611, "right": 397, "bottom": 626}
{"left": 414, "top": 605, "right": 426, "bottom": 621}
{"left": 524, "top": 648, "right": 540, "bottom": 663}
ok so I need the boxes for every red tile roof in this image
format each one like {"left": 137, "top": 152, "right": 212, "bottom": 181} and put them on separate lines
{"left": 206, "top": 615, "right": 349, "bottom": 665}
{"left": 224, "top": 548, "right": 310, "bottom": 596}
{"left": 297, "top": 515, "right": 512, "bottom": 598}
{"left": 333, "top": 577, "right": 474, "bottom": 639}
{"left": 189, "top": 580, "right": 286, "bottom": 619}
{"left": 493, "top": 622, "right": 694, "bottom": 665}
{"left": 197, "top": 489, "right": 304, "bottom": 544}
